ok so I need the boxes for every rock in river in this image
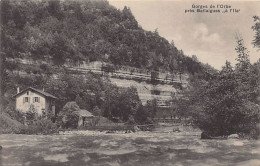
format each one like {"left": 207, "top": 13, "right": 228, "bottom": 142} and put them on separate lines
{"left": 228, "top": 134, "right": 239, "bottom": 139}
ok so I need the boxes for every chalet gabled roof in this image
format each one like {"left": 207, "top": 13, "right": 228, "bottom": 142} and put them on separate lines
{"left": 13, "top": 87, "right": 57, "bottom": 99}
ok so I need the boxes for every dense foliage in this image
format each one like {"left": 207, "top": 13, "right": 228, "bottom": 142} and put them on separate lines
{"left": 0, "top": 107, "right": 58, "bottom": 135}
{"left": 60, "top": 101, "right": 80, "bottom": 129}
{"left": 24, "top": 119, "right": 58, "bottom": 135}
{"left": 175, "top": 38, "right": 260, "bottom": 139}
{"left": 1, "top": 0, "right": 204, "bottom": 74}
{"left": 0, "top": 0, "right": 210, "bottom": 127}
{"left": 252, "top": 16, "right": 260, "bottom": 50}
{"left": 3, "top": 68, "right": 151, "bottom": 125}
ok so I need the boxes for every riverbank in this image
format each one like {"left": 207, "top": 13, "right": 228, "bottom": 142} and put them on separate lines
{"left": 58, "top": 129, "right": 201, "bottom": 138}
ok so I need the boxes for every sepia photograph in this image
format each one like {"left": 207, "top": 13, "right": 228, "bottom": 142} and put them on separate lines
{"left": 0, "top": 0, "right": 259, "bottom": 165}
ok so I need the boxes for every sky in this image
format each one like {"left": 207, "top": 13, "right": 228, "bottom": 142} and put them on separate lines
{"left": 108, "top": 0, "right": 260, "bottom": 70}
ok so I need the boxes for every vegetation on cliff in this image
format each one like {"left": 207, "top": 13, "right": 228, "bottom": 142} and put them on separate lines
{"left": 1, "top": 0, "right": 206, "bottom": 74}
{"left": 0, "top": 0, "right": 206, "bottom": 126}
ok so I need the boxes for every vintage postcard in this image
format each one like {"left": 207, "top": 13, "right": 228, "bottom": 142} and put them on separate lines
{"left": 0, "top": 0, "right": 259, "bottom": 165}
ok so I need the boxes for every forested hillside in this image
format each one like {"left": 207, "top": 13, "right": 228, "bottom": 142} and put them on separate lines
{"left": 1, "top": 0, "right": 207, "bottom": 74}
{"left": 0, "top": 0, "right": 259, "bottom": 138}
{"left": 0, "top": 0, "right": 221, "bottom": 129}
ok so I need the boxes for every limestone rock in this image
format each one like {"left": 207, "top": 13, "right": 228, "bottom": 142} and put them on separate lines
{"left": 228, "top": 134, "right": 239, "bottom": 139}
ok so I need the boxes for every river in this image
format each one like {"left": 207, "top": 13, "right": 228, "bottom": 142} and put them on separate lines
{"left": 0, "top": 131, "right": 259, "bottom": 166}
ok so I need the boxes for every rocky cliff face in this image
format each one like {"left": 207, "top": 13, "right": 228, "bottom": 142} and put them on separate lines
{"left": 61, "top": 60, "right": 189, "bottom": 107}
{"left": 7, "top": 58, "right": 189, "bottom": 107}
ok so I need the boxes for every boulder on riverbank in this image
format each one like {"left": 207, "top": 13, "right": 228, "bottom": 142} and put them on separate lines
{"left": 228, "top": 134, "right": 239, "bottom": 139}
{"left": 201, "top": 131, "right": 227, "bottom": 139}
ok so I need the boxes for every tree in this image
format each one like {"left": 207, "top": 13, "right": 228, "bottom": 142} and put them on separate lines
{"left": 45, "top": 72, "right": 105, "bottom": 113}
{"left": 0, "top": 53, "right": 7, "bottom": 113}
{"left": 121, "top": 6, "right": 138, "bottom": 29}
{"left": 60, "top": 101, "right": 80, "bottom": 129}
{"left": 92, "top": 106, "right": 102, "bottom": 117}
{"left": 26, "top": 105, "right": 38, "bottom": 123}
{"left": 249, "top": 60, "right": 260, "bottom": 103}
{"left": 191, "top": 39, "right": 260, "bottom": 138}
{"left": 252, "top": 16, "right": 260, "bottom": 50}
{"left": 101, "top": 85, "right": 142, "bottom": 123}
{"left": 235, "top": 37, "right": 250, "bottom": 70}
{"left": 13, "top": 7, "right": 26, "bottom": 29}
{"left": 50, "top": 34, "right": 70, "bottom": 66}
{"left": 45, "top": 77, "right": 68, "bottom": 112}
{"left": 118, "top": 86, "right": 141, "bottom": 122}
{"left": 145, "top": 99, "right": 158, "bottom": 120}
{"left": 191, "top": 55, "right": 198, "bottom": 62}
{"left": 1, "top": 0, "right": 12, "bottom": 26}
{"left": 135, "top": 105, "right": 150, "bottom": 124}
{"left": 193, "top": 62, "right": 239, "bottom": 136}
{"left": 48, "top": 0, "right": 63, "bottom": 20}
{"left": 235, "top": 37, "right": 256, "bottom": 102}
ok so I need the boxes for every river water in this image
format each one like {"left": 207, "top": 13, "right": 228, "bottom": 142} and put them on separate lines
{"left": 0, "top": 131, "right": 259, "bottom": 166}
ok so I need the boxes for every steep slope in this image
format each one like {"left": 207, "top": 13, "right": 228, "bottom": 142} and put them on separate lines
{"left": 0, "top": 112, "right": 24, "bottom": 133}
{"left": 2, "top": 0, "right": 207, "bottom": 75}
{"left": 1, "top": 0, "right": 217, "bottom": 113}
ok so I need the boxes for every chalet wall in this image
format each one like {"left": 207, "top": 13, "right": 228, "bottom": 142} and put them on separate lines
{"left": 16, "top": 90, "right": 46, "bottom": 115}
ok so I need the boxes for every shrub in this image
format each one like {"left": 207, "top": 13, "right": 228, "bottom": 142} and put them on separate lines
{"left": 60, "top": 102, "right": 80, "bottom": 129}
{"left": 4, "top": 105, "right": 25, "bottom": 123}
{"left": 5, "top": 60, "right": 18, "bottom": 71}
{"left": 92, "top": 106, "right": 102, "bottom": 117}
{"left": 40, "top": 63, "right": 53, "bottom": 74}
{"left": 25, "top": 119, "right": 58, "bottom": 135}
{"left": 127, "top": 115, "right": 136, "bottom": 125}
{"left": 0, "top": 112, "right": 25, "bottom": 134}
{"left": 134, "top": 106, "right": 153, "bottom": 125}
{"left": 18, "top": 63, "right": 42, "bottom": 75}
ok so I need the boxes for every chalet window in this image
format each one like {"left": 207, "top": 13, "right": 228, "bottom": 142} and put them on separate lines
{"left": 27, "top": 91, "right": 29, "bottom": 95}
{"left": 33, "top": 97, "right": 40, "bottom": 103}
{"left": 24, "top": 97, "right": 29, "bottom": 103}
